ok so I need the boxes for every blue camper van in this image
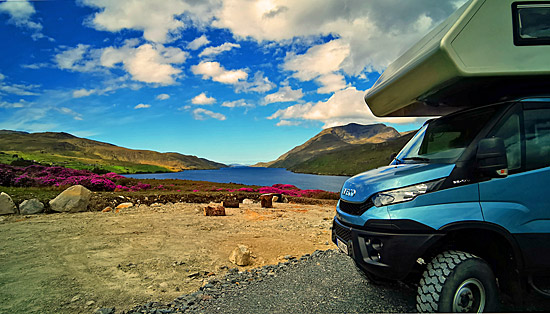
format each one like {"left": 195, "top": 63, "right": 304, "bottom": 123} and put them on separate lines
{"left": 332, "top": 0, "right": 550, "bottom": 312}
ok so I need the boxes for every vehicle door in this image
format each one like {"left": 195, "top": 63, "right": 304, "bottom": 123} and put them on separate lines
{"left": 480, "top": 101, "right": 550, "bottom": 271}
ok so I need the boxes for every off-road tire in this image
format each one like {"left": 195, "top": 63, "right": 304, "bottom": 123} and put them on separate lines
{"left": 416, "top": 250, "right": 499, "bottom": 313}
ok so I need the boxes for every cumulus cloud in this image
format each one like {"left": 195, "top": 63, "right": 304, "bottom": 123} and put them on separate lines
{"left": 191, "top": 92, "right": 216, "bottom": 105}
{"left": 134, "top": 103, "right": 151, "bottom": 109}
{"left": 235, "top": 71, "right": 275, "bottom": 93}
{"left": 221, "top": 99, "right": 254, "bottom": 108}
{"left": 315, "top": 73, "right": 348, "bottom": 94}
{"left": 187, "top": 35, "right": 210, "bottom": 50}
{"left": 72, "top": 88, "right": 96, "bottom": 98}
{"left": 55, "top": 44, "right": 102, "bottom": 72}
{"left": 156, "top": 93, "right": 170, "bottom": 100}
{"left": 268, "top": 87, "right": 424, "bottom": 128}
{"left": 199, "top": 42, "right": 240, "bottom": 57}
{"left": 192, "top": 108, "right": 226, "bottom": 121}
{"left": 191, "top": 61, "right": 247, "bottom": 85}
{"left": 101, "top": 40, "right": 187, "bottom": 85}
{"left": 264, "top": 85, "right": 303, "bottom": 105}
{"left": 0, "top": 0, "right": 49, "bottom": 40}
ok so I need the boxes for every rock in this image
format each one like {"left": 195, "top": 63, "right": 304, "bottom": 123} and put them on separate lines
{"left": 229, "top": 244, "right": 251, "bottom": 266}
{"left": 49, "top": 185, "right": 92, "bottom": 213}
{"left": 272, "top": 195, "right": 279, "bottom": 202}
{"left": 101, "top": 206, "right": 112, "bottom": 213}
{"left": 86, "top": 300, "right": 95, "bottom": 306}
{"left": 242, "top": 199, "right": 254, "bottom": 205}
{"left": 19, "top": 199, "right": 44, "bottom": 215}
{"left": 71, "top": 295, "right": 81, "bottom": 303}
{"left": 0, "top": 192, "right": 17, "bottom": 215}
{"left": 115, "top": 202, "right": 133, "bottom": 210}
{"left": 95, "top": 308, "right": 115, "bottom": 314}
{"left": 260, "top": 194, "right": 273, "bottom": 208}
{"left": 150, "top": 203, "right": 162, "bottom": 207}
{"left": 204, "top": 205, "right": 226, "bottom": 216}
{"left": 222, "top": 199, "right": 239, "bottom": 208}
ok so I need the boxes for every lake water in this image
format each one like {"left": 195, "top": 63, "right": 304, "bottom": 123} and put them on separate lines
{"left": 125, "top": 167, "right": 350, "bottom": 192}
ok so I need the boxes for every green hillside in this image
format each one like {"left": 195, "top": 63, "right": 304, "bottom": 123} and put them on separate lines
{"left": 0, "top": 130, "right": 226, "bottom": 174}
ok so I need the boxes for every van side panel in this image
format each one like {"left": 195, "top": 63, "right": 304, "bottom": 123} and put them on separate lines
{"left": 480, "top": 167, "right": 550, "bottom": 270}
{"left": 387, "top": 184, "right": 483, "bottom": 230}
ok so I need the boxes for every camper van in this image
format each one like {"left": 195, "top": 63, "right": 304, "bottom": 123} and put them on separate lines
{"left": 332, "top": 0, "right": 550, "bottom": 312}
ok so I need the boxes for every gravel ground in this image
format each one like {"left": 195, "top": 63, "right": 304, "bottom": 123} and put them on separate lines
{"left": 124, "top": 250, "right": 416, "bottom": 314}
{"left": 120, "top": 249, "right": 550, "bottom": 314}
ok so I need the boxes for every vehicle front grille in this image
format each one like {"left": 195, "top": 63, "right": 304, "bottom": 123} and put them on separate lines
{"left": 338, "top": 199, "right": 374, "bottom": 216}
{"left": 333, "top": 220, "right": 351, "bottom": 242}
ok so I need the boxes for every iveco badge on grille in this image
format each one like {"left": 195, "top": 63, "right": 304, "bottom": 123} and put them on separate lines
{"left": 342, "top": 188, "right": 356, "bottom": 197}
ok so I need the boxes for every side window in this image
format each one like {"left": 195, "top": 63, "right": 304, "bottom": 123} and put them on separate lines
{"left": 524, "top": 107, "right": 550, "bottom": 171}
{"left": 491, "top": 113, "right": 522, "bottom": 171}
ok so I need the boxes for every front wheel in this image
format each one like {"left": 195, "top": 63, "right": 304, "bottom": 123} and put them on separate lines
{"left": 416, "top": 250, "right": 499, "bottom": 313}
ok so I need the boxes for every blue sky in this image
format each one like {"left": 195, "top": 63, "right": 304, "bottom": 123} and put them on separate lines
{"left": 0, "top": 0, "right": 465, "bottom": 165}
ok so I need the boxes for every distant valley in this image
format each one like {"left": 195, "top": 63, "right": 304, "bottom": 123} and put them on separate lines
{"left": 256, "top": 123, "right": 415, "bottom": 176}
{"left": 0, "top": 130, "right": 226, "bottom": 174}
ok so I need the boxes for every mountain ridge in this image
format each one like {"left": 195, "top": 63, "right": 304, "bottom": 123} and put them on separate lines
{"left": 0, "top": 130, "right": 226, "bottom": 173}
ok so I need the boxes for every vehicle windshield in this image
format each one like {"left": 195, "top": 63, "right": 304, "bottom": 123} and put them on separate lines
{"left": 395, "top": 106, "right": 499, "bottom": 164}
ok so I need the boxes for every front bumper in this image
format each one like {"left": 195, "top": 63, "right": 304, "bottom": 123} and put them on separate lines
{"left": 332, "top": 217, "right": 443, "bottom": 280}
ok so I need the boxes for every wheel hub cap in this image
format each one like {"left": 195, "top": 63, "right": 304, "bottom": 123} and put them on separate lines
{"left": 452, "top": 278, "right": 486, "bottom": 312}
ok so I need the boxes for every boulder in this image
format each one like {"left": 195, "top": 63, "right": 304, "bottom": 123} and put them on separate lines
{"left": 260, "top": 194, "right": 273, "bottom": 208}
{"left": 222, "top": 199, "right": 239, "bottom": 208}
{"left": 229, "top": 244, "right": 251, "bottom": 266}
{"left": 49, "top": 185, "right": 92, "bottom": 213}
{"left": 0, "top": 192, "right": 17, "bottom": 215}
{"left": 204, "top": 205, "right": 226, "bottom": 216}
{"left": 19, "top": 199, "right": 44, "bottom": 215}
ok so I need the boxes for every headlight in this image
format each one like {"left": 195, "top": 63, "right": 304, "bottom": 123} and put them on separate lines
{"left": 371, "top": 179, "right": 444, "bottom": 207}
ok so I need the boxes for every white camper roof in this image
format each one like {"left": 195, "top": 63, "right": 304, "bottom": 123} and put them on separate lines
{"left": 365, "top": 0, "right": 550, "bottom": 117}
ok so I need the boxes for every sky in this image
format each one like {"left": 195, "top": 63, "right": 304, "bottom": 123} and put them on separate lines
{"left": 0, "top": 0, "right": 466, "bottom": 165}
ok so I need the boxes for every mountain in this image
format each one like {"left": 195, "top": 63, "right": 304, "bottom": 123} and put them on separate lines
{"left": 257, "top": 123, "right": 415, "bottom": 176}
{"left": 0, "top": 130, "right": 226, "bottom": 173}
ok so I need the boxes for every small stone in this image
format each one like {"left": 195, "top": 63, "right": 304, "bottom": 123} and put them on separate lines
{"left": 86, "top": 301, "right": 95, "bottom": 306}
{"left": 260, "top": 194, "right": 273, "bottom": 208}
{"left": 222, "top": 199, "right": 239, "bottom": 208}
{"left": 71, "top": 295, "right": 81, "bottom": 303}
{"left": 115, "top": 202, "right": 133, "bottom": 210}
{"left": 242, "top": 199, "right": 254, "bottom": 205}
{"left": 95, "top": 308, "right": 115, "bottom": 314}
{"left": 188, "top": 272, "right": 200, "bottom": 278}
{"left": 101, "top": 206, "right": 112, "bottom": 213}
{"left": 0, "top": 192, "right": 17, "bottom": 215}
{"left": 229, "top": 244, "right": 251, "bottom": 266}
{"left": 159, "top": 282, "right": 168, "bottom": 288}
{"left": 150, "top": 203, "right": 162, "bottom": 207}
{"left": 19, "top": 199, "right": 44, "bottom": 215}
{"left": 204, "top": 205, "right": 225, "bottom": 216}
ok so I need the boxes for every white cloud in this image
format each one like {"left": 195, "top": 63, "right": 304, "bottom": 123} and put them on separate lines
{"left": 284, "top": 40, "right": 349, "bottom": 81}
{"left": 21, "top": 63, "right": 49, "bottom": 70}
{"left": 276, "top": 120, "right": 303, "bottom": 127}
{"left": 156, "top": 93, "right": 170, "bottom": 100}
{"left": 221, "top": 99, "right": 254, "bottom": 108}
{"left": 0, "top": 78, "right": 40, "bottom": 96}
{"left": 0, "top": 73, "right": 4, "bottom": 81}
{"left": 192, "top": 108, "right": 226, "bottom": 121}
{"left": 191, "top": 92, "right": 216, "bottom": 105}
{"left": 264, "top": 85, "right": 303, "bottom": 105}
{"left": 0, "top": 99, "right": 28, "bottom": 109}
{"left": 101, "top": 41, "right": 187, "bottom": 85}
{"left": 235, "top": 71, "right": 275, "bottom": 93}
{"left": 134, "top": 103, "right": 151, "bottom": 109}
{"left": 82, "top": 0, "right": 188, "bottom": 43}
{"left": 0, "top": 0, "right": 48, "bottom": 40}
{"left": 268, "top": 87, "right": 424, "bottom": 128}
{"left": 191, "top": 61, "right": 247, "bottom": 85}
{"left": 55, "top": 44, "right": 102, "bottom": 72}
{"left": 199, "top": 42, "right": 240, "bottom": 57}
{"left": 73, "top": 88, "right": 96, "bottom": 98}
{"left": 58, "top": 107, "right": 84, "bottom": 120}
{"left": 187, "top": 35, "right": 210, "bottom": 50}
{"left": 315, "top": 73, "right": 348, "bottom": 94}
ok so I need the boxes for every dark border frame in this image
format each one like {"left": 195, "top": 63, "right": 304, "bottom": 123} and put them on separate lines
{"left": 512, "top": 1, "right": 550, "bottom": 46}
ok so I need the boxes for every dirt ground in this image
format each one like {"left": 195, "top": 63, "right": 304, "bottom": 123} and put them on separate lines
{"left": 0, "top": 201, "right": 337, "bottom": 313}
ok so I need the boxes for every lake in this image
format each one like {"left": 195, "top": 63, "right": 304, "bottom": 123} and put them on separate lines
{"left": 125, "top": 167, "right": 350, "bottom": 192}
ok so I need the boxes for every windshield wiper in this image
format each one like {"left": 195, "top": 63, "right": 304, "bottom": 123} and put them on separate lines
{"left": 402, "top": 157, "right": 431, "bottom": 163}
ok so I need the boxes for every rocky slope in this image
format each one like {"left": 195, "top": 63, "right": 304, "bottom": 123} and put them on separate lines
{"left": 257, "top": 123, "right": 414, "bottom": 176}
{"left": 0, "top": 130, "right": 226, "bottom": 173}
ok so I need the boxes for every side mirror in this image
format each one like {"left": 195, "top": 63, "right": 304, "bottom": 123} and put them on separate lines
{"left": 477, "top": 138, "right": 508, "bottom": 178}
{"left": 390, "top": 152, "right": 397, "bottom": 162}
